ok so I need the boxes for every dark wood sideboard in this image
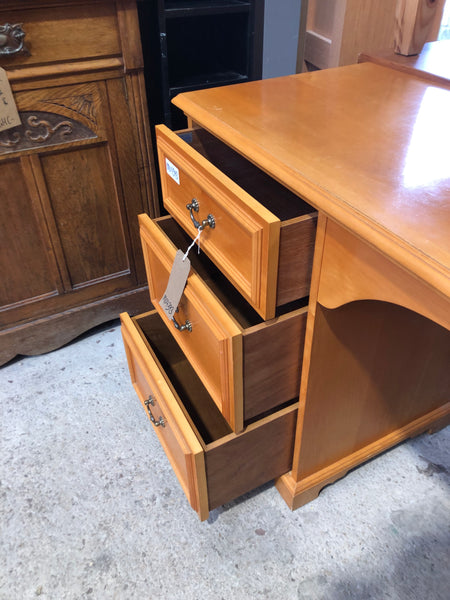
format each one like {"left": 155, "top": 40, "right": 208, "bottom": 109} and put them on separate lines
{"left": 0, "top": 0, "right": 159, "bottom": 365}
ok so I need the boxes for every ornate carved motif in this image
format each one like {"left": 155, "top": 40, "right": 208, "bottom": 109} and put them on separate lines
{"left": 0, "top": 23, "right": 29, "bottom": 56}
{"left": 0, "top": 111, "right": 97, "bottom": 154}
{"left": 43, "top": 94, "right": 97, "bottom": 126}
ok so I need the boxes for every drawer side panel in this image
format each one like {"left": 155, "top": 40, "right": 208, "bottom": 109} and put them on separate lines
{"left": 205, "top": 405, "right": 298, "bottom": 510}
{"left": 243, "top": 307, "right": 307, "bottom": 421}
{"left": 277, "top": 215, "right": 317, "bottom": 306}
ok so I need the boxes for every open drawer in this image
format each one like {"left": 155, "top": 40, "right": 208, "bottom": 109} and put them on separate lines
{"left": 140, "top": 214, "right": 307, "bottom": 433}
{"left": 156, "top": 124, "right": 317, "bottom": 320}
{"left": 121, "top": 310, "right": 298, "bottom": 521}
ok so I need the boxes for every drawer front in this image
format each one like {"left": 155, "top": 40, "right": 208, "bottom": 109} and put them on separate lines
{"left": 156, "top": 124, "right": 281, "bottom": 320}
{"left": 121, "top": 310, "right": 298, "bottom": 520}
{"left": 139, "top": 213, "right": 244, "bottom": 431}
{"left": 0, "top": 2, "right": 120, "bottom": 70}
{"left": 120, "top": 311, "right": 209, "bottom": 520}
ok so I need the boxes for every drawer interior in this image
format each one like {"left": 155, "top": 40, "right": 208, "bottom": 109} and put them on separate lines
{"left": 178, "top": 128, "right": 313, "bottom": 221}
{"left": 157, "top": 216, "right": 308, "bottom": 329}
{"left": 137, "top": 311, "right": 232, "bottom": 445}
{"left": 133, "top": 310, "right": 298, "bottom": 513}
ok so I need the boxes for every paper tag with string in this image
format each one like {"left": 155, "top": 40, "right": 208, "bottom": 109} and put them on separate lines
{"left": 0, "top": 68, "right": 21, "bottom": 132}
{"left": 159, "top": 229, "right": 202, "bottom": 321}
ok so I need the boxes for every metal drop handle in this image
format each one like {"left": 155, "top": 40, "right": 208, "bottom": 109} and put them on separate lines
{"left": 144, "top": 396, "right": 165, "bottom": 427}
{"left": 172, "top": 315, "right": 192, "bottom": 332}
{"left": 186, "top": 198, "right": 215, "bottom": 231}
{"left": 0, "top": 24, "right": 29, "bottom": 56}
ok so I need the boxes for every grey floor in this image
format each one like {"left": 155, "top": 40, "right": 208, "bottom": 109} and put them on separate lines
{"left": 1, "top": 320, "right": 449, "bottom": 600}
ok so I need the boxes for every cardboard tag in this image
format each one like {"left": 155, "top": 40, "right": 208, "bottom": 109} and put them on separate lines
{"left": 0, "top": 68, "right": 21, "bottom": 132}
{"left": 159, "top": 250, "right": 191, "bottom": 320}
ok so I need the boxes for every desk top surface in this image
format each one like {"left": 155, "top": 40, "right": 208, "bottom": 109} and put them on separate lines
{"left": 359, "top": 40, "right": 450, "bottom": 87}
{"left": 173, "top": 63, "right": 450, "bottom": 298}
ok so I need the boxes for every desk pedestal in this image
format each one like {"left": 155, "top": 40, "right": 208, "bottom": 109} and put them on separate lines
{"left": 277, "top": 216, "right": 450, "bottom": 509}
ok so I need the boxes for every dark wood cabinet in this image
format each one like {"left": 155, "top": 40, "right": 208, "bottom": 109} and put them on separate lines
{"left": 0, "top": 0, "right": 158, "bottom": 365}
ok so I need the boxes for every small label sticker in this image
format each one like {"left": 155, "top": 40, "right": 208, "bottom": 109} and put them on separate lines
{"left": 159, "top": 250, "right": 191, "bottom": 320}
{"left": 165, "top": 158, "right": 180, "bottom": 184}
{"left": 0, "top": 68, "right": 21, "bottom": 132}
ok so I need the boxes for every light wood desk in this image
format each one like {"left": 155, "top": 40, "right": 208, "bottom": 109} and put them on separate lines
{"left": 173, "top": 62, "right": 450, "bottom": 509}
{"left": 359, "top": 40, "right": 450, "bottom": 87}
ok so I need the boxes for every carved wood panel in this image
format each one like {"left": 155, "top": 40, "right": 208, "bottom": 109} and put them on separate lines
{"left": 0, "top": 110, "right": 96, "bottom": 154}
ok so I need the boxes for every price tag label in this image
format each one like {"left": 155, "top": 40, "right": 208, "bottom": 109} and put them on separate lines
{"left": 165, "top": 158, "right": 180, "bottom": 184}
{"left": 0, "top": 68, "right": 21, "bottom": 132}
{"left": 159, "top": 250, "right": 191, "bottom": 320}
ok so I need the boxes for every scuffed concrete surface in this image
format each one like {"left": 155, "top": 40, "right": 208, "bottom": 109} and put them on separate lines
{"left": 1, "top": 321, "right": 449, "bottom": 600}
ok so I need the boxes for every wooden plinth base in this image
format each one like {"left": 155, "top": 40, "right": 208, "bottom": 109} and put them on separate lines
{"left": 276, "top": 403, "right": 450, "bottom": 511}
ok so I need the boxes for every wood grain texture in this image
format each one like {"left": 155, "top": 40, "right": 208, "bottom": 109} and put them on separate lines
{"left": 0, "top": 1, "right": 121, "bottom": 69}
{"left": 303, "top": 0, "right": 397, "bottom": 69}
{"left": 243, "top": 307, "right": 307, "bottom": 421}
{"left": 120, "top": 310, "right": 208, "bottom": 519}
{"left": 278, "top": 401, "right": 449, "bottom": 510}
{"left": 0, "top": 157, "right": 56, "bottom": 309}
{"left": 294, "top": 300, "right": 450, "bottom": 479}
{"left": 1, "top": 0, "right": 157, "bottom": 362}
{"left": 0, "top": 286, "right": 151, "bottom": 365}
{"left": 276, "top": 214, "right": 317, "bottom": 305}
{"left": 172, "top": 64, "right": 450, "bottom": 300}
{"left": 394, "top": 0, "right": 445, "bottom": 56}
{"left": 359, "top": 40, "right": 450, "bottom": 87}
{"left": 317, "top": 219, "right": 450, "bottom": 330}
{"left": 156, "top": 125, "right": 316, "bottom": 318}
{"left": 139, "top": 213, "right": 244, "bottom": 432}
{"left": 205, "top": 404, "right": 298, "bottom": 511}
{"left": 122, "top": 310, "right": 299, "bottom": 520}
{"left": 156, "top": 124, "right": 280, "bottom": 319}
{"left": 139, "top": 214, "right": 309, "bottom": 432}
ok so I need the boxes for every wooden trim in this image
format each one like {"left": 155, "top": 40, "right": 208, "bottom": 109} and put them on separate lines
{"left": 317, "top": 219, "right": 450, "bottom": 330}
{"left": 278, "top": 402, "right": 450, "bottom": 511}
{"left": 116, "top": 0, "right": 144, "bottom": 72}
{"left": 7, "top": 58, "right": 124, "bottom": 85}
{"left": 290, "top": 213, "right": 328, "bottom": 478}
{"left": 0, "top": 286, "right": 150, "bottom": 366}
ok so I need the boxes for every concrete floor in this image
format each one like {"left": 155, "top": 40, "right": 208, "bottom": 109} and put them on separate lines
{"left": 1, "top": 320, "right": 449, "bottom": 600}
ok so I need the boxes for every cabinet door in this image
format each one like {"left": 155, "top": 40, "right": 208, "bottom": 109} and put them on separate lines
{"left": 0, "top": 157, "right": 58, "bottom": 316}
{"left": 0, "top": 79, "right": 147, "bottom": 327}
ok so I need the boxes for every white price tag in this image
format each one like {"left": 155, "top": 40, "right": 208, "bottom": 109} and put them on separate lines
{"left": 165, "top": 158, "right": 180, "bottom": 184}
{"left": 0, "top": 68, "right": 21, "bottom": 132}
{"left": 159, "top": 250, "right": 191, "bottom": 320}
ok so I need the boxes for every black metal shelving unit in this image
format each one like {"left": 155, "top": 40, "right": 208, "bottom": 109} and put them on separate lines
{"left": 139, "top": 0, "right": 264, "bottom": 130}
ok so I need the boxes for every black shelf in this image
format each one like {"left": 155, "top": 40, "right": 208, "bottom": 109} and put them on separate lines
{"left": 169, "top": 72, "right": 249, "bottom": 96}
{"left": 138, "top": 0, "right": 263, "bottom": 207}
{"left": 165, "top": 1, "right": 251, "bottom": 18}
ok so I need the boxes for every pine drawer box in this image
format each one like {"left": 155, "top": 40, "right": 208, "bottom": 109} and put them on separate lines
{"left": 120, "top": 310, "right": 298, "bottom": 521}
{"left": 139, "top": 213, "right": 308, "bottom": 433}
{"left": 156, "top": 125, "right": 317, "bottom": 320}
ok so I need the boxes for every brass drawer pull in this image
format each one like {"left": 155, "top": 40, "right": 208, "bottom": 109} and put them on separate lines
{"left": 144, "top": 396, "right": 165, "bottom": 427}
{"left": 0, "top": 24, "right": 29, "bottom": 56}
{"left": 186, "top": 198, "right": 215, "bottom": 231}
{"left": 172, "top": 315, "right": 192, "bottom": 332}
